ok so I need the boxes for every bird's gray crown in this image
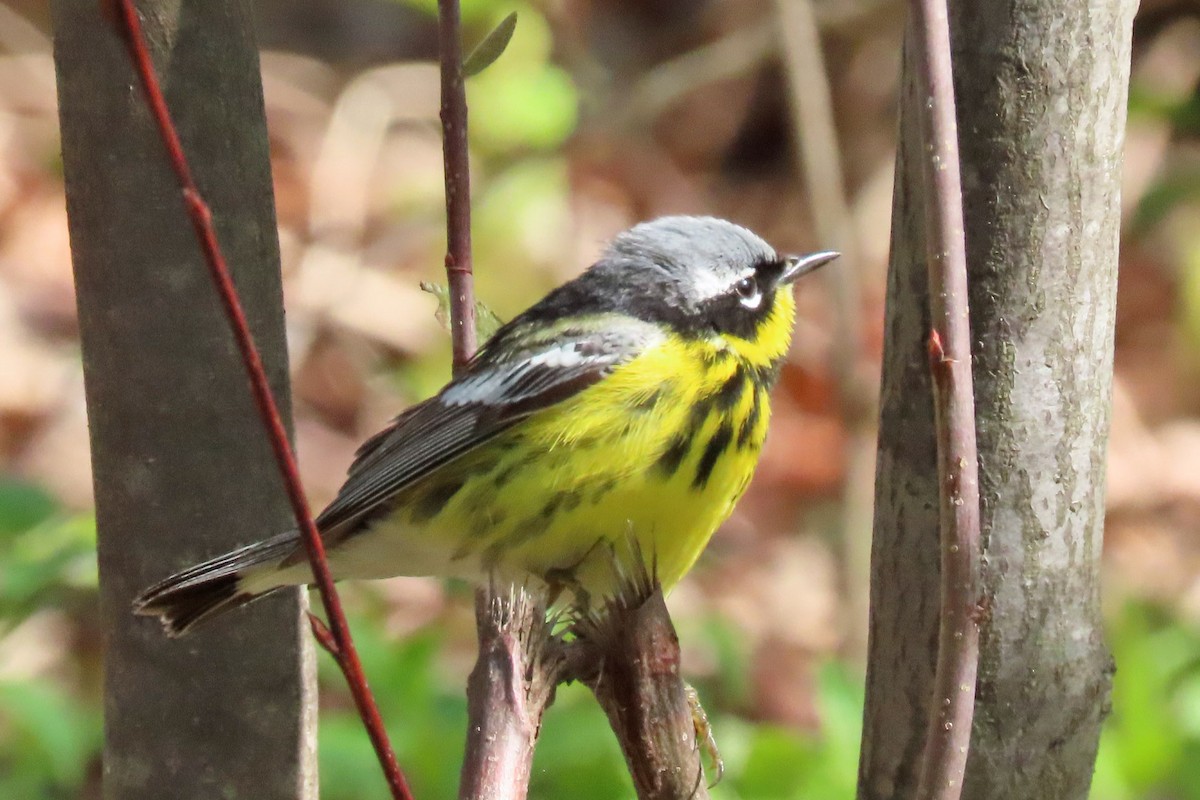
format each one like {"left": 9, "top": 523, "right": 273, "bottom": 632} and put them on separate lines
{"left": 488, "top": 215, "right": 787, "bottom": 343}
{"left": 605, "top": 215, "right": 777, "bottom": 273}
{"left": 600, "top": 216, "right": 778, "bottom": 303}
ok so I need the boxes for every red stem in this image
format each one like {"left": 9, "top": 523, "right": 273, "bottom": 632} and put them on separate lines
{"left": 908, "top": 1, "right": 982, "bottom": 799}
{"left": 438, "top": 0, "right": 477, "bottom": 372}
{"left": 110, "top": 4, "right": 414, "bottom": 799}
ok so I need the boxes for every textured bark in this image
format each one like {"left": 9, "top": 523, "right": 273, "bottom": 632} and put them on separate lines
{"left": 458, "top": 587, "right": 559, "bottom": 800}
{"left": 859, "top": 3, "right": 1135, "bottom": 799}
{"left": 576, "top": 588, "right": 711, "bottom": 800}
{"left": 52, "top": 3, "right": 317, "bottom": 799}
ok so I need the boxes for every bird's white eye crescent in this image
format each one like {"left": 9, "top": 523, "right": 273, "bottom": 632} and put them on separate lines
{"left": 735, "top": 276, "right": 761, "bottom": 308}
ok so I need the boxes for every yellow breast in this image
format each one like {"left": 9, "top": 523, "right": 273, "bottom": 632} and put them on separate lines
{"left": 477, "top": 288, "right": 796, "bottom": 597}
{"left": 338, "top": 289, "right": 798, "bottom": 603}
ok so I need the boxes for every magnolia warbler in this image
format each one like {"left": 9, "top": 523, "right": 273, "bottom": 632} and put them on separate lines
{"left": 135, "top": 216, "right": 837, "bottom": 635}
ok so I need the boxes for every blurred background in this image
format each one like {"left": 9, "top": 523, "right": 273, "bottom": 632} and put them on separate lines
{"left": 1, "top": 0, "right": 1198, "bottom": 797}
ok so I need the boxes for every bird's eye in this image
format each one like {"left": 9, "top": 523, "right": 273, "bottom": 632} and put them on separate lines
{"left": 734, "top": 276, "right": 761, "bottom": 308}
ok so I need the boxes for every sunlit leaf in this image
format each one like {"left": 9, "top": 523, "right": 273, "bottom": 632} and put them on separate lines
{"left": 464, "top": 12, "right": 517, "bottom": 77}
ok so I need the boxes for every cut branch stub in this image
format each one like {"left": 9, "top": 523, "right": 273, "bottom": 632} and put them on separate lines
{"left": 459, "top": 584, "right": 560, "bottom": 800}
{"left": 571, "top": 569, "right": 711, "bottom": 800}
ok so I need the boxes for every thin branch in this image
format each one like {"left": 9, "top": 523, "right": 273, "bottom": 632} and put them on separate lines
{"left": 107, "top": 5, "right": 414, "bottom": 799}
{"left": 907, "top": 1, "right": 982, "bottom": 799}
{"left": 435, "top": 3, "right": 555, "bottom": 797}
{"left": 437, "top": 6, "right": 719, "bottom": 797}
{"left": 438, "top": 0, "right": 477, "bottom": 376}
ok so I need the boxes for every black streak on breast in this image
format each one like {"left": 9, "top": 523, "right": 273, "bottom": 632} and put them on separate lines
{"left": 693, "top": 423, "right": 733, "bottom": 489}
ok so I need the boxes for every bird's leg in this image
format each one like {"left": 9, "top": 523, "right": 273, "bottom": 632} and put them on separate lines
{"left": 543, "top": 563, "right": 591, "bottom": 613}
{"left": 544, "top": 535, "right": 619, "bottom": 614}
{"left": 684, "top": 682, "right": 724, "bottom": 787}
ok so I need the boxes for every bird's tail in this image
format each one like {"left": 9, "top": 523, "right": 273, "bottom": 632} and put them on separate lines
{"left": 132, "top": 531, "right": 301, "bottom": 637}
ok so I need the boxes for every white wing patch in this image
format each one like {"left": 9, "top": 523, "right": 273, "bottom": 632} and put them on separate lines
{"left": 440, "top": 319, "right": 665, "bottom": 408}
{"left": 528, "top": 341, "right": 589, "bottom": 369}
{"left": 442, "top": 341, "right": 604, "bottom": 407}
{"left": 441, "top": 369, "right": 517, "bottom": 406}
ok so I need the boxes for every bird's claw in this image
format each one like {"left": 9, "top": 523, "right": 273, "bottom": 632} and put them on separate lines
{"left": 684, "top": 683, "right": 724, "bottom": 787}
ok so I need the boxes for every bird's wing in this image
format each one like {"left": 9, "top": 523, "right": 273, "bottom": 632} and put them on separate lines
{"left": 314, "top": 319, "right": 661, "bottom": 535}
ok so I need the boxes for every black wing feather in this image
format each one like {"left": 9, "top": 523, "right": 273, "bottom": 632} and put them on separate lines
{"left": 313, "top": 323, "right": 655, "bottom": 537}
{"left": 315, "top": 403, "right": 486, "bottom": 532}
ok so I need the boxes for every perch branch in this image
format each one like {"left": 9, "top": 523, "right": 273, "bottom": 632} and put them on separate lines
{"left": 458, "top": 586, "right": 562, "bottom": 800}
{"left": 107, "top": 4, "right": 414, "bottom": 799}
{"left": 570, "top": 572, "right": 711, "bottom": 800}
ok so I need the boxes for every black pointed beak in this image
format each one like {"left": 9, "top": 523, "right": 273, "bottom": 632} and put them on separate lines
{"left": 779, "top": 250, "right": 840, "bottom": 285}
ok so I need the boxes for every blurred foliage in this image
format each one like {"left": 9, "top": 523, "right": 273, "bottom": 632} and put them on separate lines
{"left": 469, "top": 61, "right": 577, "bottom": 155}
{"left": 1092, "top": 603, "right": 1200, "bottom": 800}
{"left": 713, "top": 665, "right": 863, "bottom": 800}
{"left": 395, "top": 0, "right": 500, "bottom": 25}
{"left": 0, "top": 479, "right": 96, "bottom": 628}
{"left": 396, "top": 1, "right": 578, "bottom": 156}
{"left": 1183, "top": 241, "right": 1200, "bottom": 359}
{"left": 3, "top": 470, "right": 1200, "bottom": 798}
{"left": 315, "top": 616, "right": 863, "bottom": 800}
{"left": 0, "top": 679, "right": 100, "bottom": 799}
{"left": 5, "top": 0, "right": 1200, "bottom": 796}
{"left": 0, "top": 478, "right": 100, "bottom": 799}
{"left": 1127, "top": 76, "right": 1200, "bottom": 373}
{"left": 1129, "top": 86, "right": 1200, "bottom": 142}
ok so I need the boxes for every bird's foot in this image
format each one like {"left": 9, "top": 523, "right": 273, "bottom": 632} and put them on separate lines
{"left": 684, "top": 682, "right": 724, "bottom": 787}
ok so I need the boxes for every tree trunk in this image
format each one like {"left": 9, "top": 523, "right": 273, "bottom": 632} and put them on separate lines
{"left": 859, "top": 3, "right": 1135, "bottom": 798}
{"left": 51, "top": 3, "right": 317, "bottom": 798}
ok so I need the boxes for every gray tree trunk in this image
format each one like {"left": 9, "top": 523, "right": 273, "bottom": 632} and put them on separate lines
{"left": 51, "top": 3, "right": 317, "bottom": 799}
{"left": 859, "top": 3, "right": 1136, "bottom": 798}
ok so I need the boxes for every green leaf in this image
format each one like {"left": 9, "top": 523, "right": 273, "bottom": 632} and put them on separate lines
{"left": 463, "top": 12, "right": 518, "bottom": 77}
{"left": 419, "top": 281, "right": 505, "bottom": 342}
{"left": 0, "top": 515, "right": 97, "bottom": 619}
